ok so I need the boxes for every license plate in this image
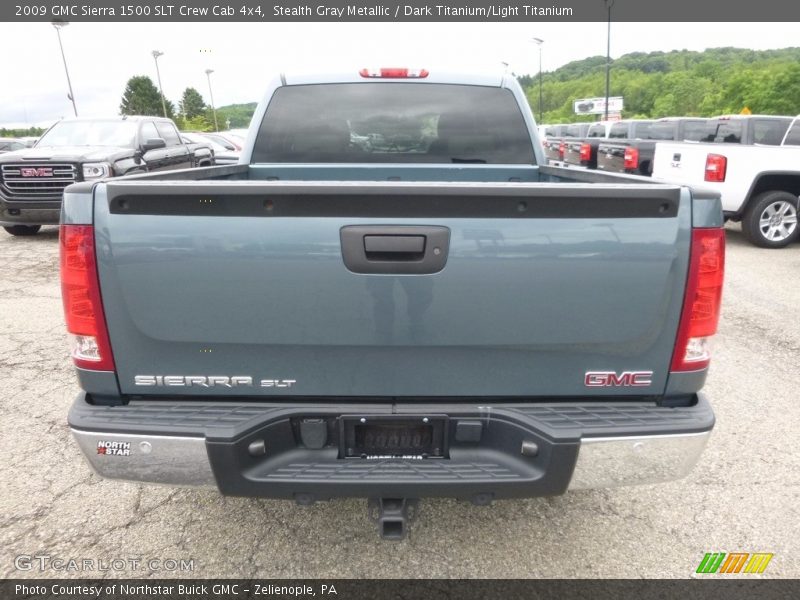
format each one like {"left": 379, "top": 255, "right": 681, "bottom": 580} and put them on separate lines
{"left": 341, "top": 417, "right": 446, "bottom": 458}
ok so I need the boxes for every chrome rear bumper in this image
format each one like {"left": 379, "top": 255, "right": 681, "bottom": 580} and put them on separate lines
{"left": 70, "top": 394, "right": 714, "bottom": 495}
{"left": 72, "top": 428, "right": 711, "bottom": 491}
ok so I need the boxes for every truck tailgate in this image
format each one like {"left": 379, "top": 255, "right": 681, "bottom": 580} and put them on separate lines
{"left": 94, "top": 181, "right": 690, "bottom": 398}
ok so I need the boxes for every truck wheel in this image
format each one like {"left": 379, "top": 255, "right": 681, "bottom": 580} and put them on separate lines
{"left": 741, "top": 191, "right": 799, "bottom": 248}
{"left": 3, "top": 225, "right": 42, "bottom": 236}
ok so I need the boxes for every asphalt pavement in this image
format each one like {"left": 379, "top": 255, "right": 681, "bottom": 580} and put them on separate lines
{"left": 1, "top": 224, "right": 797, "bottom": 578}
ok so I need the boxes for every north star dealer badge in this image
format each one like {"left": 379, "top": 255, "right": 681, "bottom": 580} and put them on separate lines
{"left": 97, "top": 441, "right": 130, "bottom": 456}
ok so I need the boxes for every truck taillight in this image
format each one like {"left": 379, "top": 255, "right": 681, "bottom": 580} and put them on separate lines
{"left": 579, "top": 143, "right": 591, "bottom": 162}
{"left": 558, "top": 142, "right": 565, "bottom": 159}
{"left": 359, "top": 68, "right": 429, "bottom": 78}
{"left": 704, "top": 154, "right": 727, "bottom": 182}
{"left": 60, "top": 225, "right": 115, "bottom": 371}
{"left": 671, "top": 228, "right": 725, "bottom": 372}
{"left": 624, "top": 147, "right": 639, "bottom": 170}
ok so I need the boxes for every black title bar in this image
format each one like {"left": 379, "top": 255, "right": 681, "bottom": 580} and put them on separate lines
{"left": 3, "top": 0, "right": 800, "bottom": 22}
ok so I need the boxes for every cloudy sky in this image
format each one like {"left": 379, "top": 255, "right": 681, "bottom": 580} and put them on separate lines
{"left": 0, "top": 22, "right": 798, "bottom": 128}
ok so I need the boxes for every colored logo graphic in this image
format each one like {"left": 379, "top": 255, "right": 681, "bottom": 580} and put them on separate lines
{"left": 696, "top": 552, "right": 773, "bottom": 574}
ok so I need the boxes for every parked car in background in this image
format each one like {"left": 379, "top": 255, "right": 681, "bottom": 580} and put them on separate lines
{"left": 178, "top": 133, "right": 216, "bottom": 167}
{"left": 0, "top": 116, "right": 206, "bottom": 236}
{"left": 182, "top": 132, "right": 240, "bottom": 165}
{"left": 597, "top": 117, "right": 709, "bottom": 176}
{"left": 565, "top": 119, "right": 653, "bottom": 169}
{"left": 563, "top": 121, "right": 611, "bottom": 168}
{"left": 540, "top": 124, "right": 567, "bottom": 162}
{"left": 0, "top": 138, "right": 26, "bottom": 154}
{"left": 227, "top": 128, "right": 250, "bottom": 139}
{"left": 652, "top": 115, "right": 800, "bottom": 248}
{"left": 201, "top": 131, "right": 246, "bottom": 152}
{"left": 547, "top": 123, "right": 591, "bottom": 163}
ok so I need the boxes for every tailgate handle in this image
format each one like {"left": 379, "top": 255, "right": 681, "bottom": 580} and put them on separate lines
{"left": 364, "top": 235, "right": 425, "bottom": 258}
{"left": 341, "top": 226, "right": 450, "bottom": 275}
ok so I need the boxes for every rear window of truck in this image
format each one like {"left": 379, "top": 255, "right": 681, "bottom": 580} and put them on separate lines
{"left": 699, "top": 118, "right": 791, "bottom": 145}
{"left": 251, "top": 83, "right": 535, "bottom": 164}
{"left": 564, "top": 124, "right": 585, "bottom": 137}
{"left": 644, "top": 120, "right": 707, "bottom": 142}
{"left": 608, "top": 123, "right": 628, "bottom": 139}
{"left": 783, "top": 122, "right": 800, "bottom": 146}
{"left": 752, "top": 119, "right": 792, "bottom": 145}
{"left": 680, "top": 120, "right": 709, "bottom": 142}
{"left": 608, "top": 122, "right": 653, "bottom": 139}
{"left": 586, "top": 124, "right": 607, "bottom": 138}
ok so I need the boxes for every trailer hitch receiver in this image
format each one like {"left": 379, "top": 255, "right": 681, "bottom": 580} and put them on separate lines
{"left": 368, "top": 498, "right": 419, "bottom": 540}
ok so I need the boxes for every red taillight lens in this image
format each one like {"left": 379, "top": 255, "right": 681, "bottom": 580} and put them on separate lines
{"left": 60, "top": 225, "right": 115, "bottom": 371}
{"left": 359, "top": 68, "right": 429, "bottom": 79}
{"left": 671, "top": 228, "right": 725, "bottom": 372}
{"left": 579, "top": 143, "right": 592, "bottom": 162}
{"left": 623, "top": 147, "right": 639, "bottom": 170}
{"left": 558, "top": 141, "right": 565, "bottom": 159}
{"left": 704, "top": 154, "right": 727, "bottom": 182}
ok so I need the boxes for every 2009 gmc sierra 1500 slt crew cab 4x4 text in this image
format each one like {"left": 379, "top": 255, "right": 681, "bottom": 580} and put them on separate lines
{"left": 61, "top": 69, "right": 725, "bottom": 540}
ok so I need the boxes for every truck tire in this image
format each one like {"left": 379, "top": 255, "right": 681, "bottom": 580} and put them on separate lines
{"left": 3, "top": 225, "right": 42, "bottom": 236}
{"left": 741, "top": 191, "right": 799, "bottom": 248}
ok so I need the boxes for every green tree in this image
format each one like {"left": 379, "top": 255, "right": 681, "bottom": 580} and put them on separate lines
{"left": 652, "top": 72, "right": 712, "bottom": 117}
{"left": 175, "top": 114, "right": 213, "bottom": 132}
{"left": 179, "top": 87, "right": 206, "bottom": 119}
{"left": 0, "top": 126, "right": 45, "bottom": 138}
{"left": 119, "top": 76, "right": 174, "bottom": 118}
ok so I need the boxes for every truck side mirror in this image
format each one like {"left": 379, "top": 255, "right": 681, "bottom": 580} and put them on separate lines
{"left": 141, "top": 138, "right": 166, "bottom": 152}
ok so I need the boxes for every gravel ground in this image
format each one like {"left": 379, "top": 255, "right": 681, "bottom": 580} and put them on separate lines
{"left": 0, "top": 223, "right": 798, "bottom": 579}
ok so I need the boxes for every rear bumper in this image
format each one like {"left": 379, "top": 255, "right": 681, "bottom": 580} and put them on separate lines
{"left": 69, "top": 393, "right": 714, "bottom": 500}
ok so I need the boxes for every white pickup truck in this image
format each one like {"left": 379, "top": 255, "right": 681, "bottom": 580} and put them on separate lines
{"left": 651, "top": 115, "right": 800, "bottom": 248}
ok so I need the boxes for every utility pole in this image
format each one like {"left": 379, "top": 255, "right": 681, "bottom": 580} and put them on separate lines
{"left": 152, "top": 50, "right": 168, "bottom": 117}
{"left": 604, "top": 0, "right": 614, "bottom": 120}
{"left": 205, "top": 69, "right": 219, "bottom": 131}
{"left": 532, "top": 37, "right": 544, "bottom": 124}
{"left": 52, "top": 22, "right": 78, "bottom": 116}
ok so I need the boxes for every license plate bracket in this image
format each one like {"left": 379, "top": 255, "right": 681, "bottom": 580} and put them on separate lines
{"left": 340, "top": 416, "right": 447, "bottom": 459}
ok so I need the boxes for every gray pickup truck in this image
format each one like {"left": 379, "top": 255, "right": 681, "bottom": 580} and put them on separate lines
{"left": 597, "top": 117, "right": 709, "bottom": 176}
{"left": 61, "top": 70, "right": 724, "bottom": 539}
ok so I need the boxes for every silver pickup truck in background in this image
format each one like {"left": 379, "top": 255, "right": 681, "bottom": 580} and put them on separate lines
{"left": 61, "top": 69, "right": 725, "bottom": 539}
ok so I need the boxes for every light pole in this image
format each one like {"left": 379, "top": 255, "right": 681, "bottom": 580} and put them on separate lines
{"left": 151, "top": 50, "right": 168, "bottom": 117}
{"left": 532, "top": 37, "right": 544, "bottom": 124}
{"left": 205, "top": 69, "right": 219, "bottom": 131}
{"left": 52, "top": 21, "right": 77, "bottom": 117}
{"left": 604, "top": 0, "right": 614, "bottom": 121}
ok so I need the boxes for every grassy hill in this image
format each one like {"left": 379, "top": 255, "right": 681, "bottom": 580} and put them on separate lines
{"left": 517, "top": 47, "right": 800, "bottom": 123}
{"left": 215, "top": 102, "right": 258, "bottom": 129}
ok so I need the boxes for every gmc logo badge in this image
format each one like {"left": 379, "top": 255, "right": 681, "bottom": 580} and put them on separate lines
{"left": 584, "top": 371, "right": 653, "bottom": 387}
{"left": 20, "top": 167, "right": 53, "bottom": 177}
